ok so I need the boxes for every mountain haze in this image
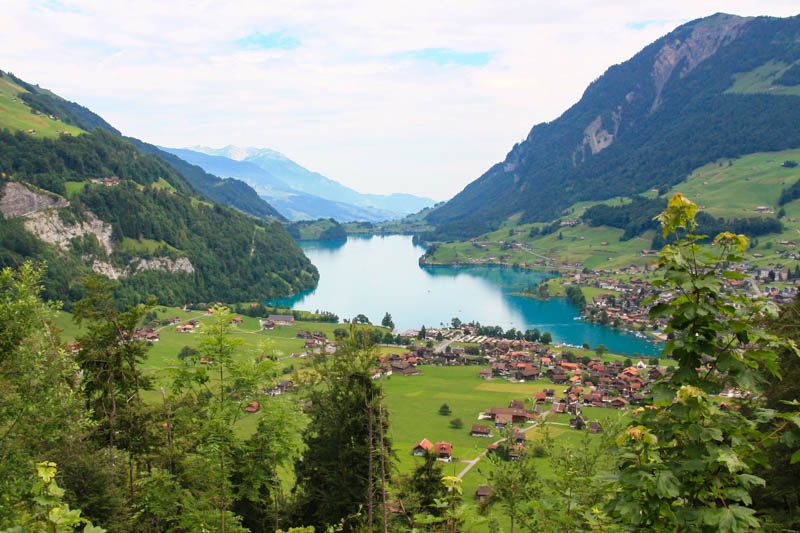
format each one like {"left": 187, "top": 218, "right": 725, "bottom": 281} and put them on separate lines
{"left": 425, "top": 13, "right": 800, "bottom": 239}
{"left": 179, "top": 145, "right": 435, "bottom": 221}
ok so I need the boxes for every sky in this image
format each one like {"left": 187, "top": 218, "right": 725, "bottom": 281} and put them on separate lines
{"left": 3, "top": 1, "right": 799, "bottom": 200}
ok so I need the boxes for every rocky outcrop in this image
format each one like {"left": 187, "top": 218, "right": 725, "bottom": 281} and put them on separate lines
{"left": 0, "top": 182, "right": 68, "bottom": 217}
{"left": 91, "top": 260, "right": 125, "bottom": 280}
{"left": 88, "top": 256, "right": 194, "bottom": 279}
{"left": 129, "top": 256, "right": 195, "bottom": 275}
{"left": 23, "top": 209, "right": 114, "bottom": 255}
{"left": 650, "top": 14, "right": 751, "bottom": 111}
{"left": 582, "top": 114, "right": 618, "bottom": 155}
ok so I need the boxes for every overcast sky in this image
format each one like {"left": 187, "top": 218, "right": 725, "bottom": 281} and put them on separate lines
{"left": 3, "top": 1, "right": 798, "bottom": 200}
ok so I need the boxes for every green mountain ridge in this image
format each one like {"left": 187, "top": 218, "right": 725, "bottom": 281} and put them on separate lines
{"left": 0, "top": 72, "right": 317, "bottom": 306}
{"left": 424, "top": 13, "right": 800, "bottom": 240}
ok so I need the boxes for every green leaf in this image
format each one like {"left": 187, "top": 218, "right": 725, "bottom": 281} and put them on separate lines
{"left": 651, "top": 383, "right": 675, "bottom": 406}
{"left": 791, "top": 448, "right": 800, "bottom": 465}
{"left": 717, "top": 450, "right": 746, "bottom": 473}
{"left": 736, "top": 474, "right": 765, "bottom": 488}
{"left": 654, "top": 471, "right": 680, "bottom": 498}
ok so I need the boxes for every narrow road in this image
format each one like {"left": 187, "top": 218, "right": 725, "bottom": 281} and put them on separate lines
{"left": 434, "top": 338, "right": 455, "bottom": 354}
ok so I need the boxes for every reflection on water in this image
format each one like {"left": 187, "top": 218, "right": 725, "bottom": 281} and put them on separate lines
{"left": 270, "top": 235, "right": 662, "bottom": 356}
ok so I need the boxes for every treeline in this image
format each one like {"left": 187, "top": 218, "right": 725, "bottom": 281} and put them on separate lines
{"left": 467, "top": 322, "right": 553, "bottom": 343}
{"left": 778, "top": 176, "right": 800, "bottom": 205}
{"left": 776, "top": 62, "right": 800, "bottom": 86}
{"left": 581, "top": 195, "right": 783, "bottom": 246}
{"left": 286, "top": 218, "right": 347, "bottom": 240}
{"left": 652, "top": 212, "right": 784, "bottom": 248}
{"left": 0, "top": 128, "right": 192, "bottom": 196}
{"left": 582, "top": 196, "right": 667, "bottom": 240}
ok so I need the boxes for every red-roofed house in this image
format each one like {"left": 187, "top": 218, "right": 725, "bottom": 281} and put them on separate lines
{"left": 435, "top": 441, "right": 453, "bottom": 462}
{"left": 412, "top": 438, "right": 434, "bottom": 456}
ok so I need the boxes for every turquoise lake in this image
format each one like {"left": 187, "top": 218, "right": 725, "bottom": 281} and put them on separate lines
{"left": 271, "top": 235, "right": 663, "bottom": 356}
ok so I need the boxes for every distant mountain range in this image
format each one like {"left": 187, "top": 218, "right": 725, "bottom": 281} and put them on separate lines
{"left": 163, "top": 146, "right": 435, "bottom": 222}
{"left": 424, "top": 13, "right": 800, "bottom": 240}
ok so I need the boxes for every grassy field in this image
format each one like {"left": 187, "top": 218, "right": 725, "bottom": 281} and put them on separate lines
{"left": 0, "top": 75, "right": 84, "bottom": 138}
{"left": 726, "top": 59, "right": 800, "bottom": 97}
{"left": 53, "top": 305, "right": 639, "bottom": 528}
{"left": 380, "top": 365, "right": 618, "bottom": 473}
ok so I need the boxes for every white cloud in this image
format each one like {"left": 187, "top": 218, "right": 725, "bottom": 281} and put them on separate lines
{"left": 3, "top": 0, "right": 799, "bottom": 199}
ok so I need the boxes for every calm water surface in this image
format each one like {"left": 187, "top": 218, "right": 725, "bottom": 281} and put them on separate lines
{"left": 271, "top": 235, "right": 662, "bottom": 356}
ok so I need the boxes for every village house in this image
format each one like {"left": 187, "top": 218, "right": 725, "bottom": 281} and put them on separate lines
{"left": 471, "top": 424, "right": 493, "bottom": 438}
{"left": 435, "top": 441, "right": 453, "bottom": 462}
{"left": 267, "top": 314, "right": 295, "bottom": 326}
{"left": 475, "top": 485, "right": 492, "bottom": 503}
{"left": 412, "top": 438, "right": 434, "bottom": 456}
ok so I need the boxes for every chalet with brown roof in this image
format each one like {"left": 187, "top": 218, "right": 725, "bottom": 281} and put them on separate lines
{"left": 486, "top": 406, "right": 530, "bottom": 421}
{"left": 267, "top": 314, "right": 295, "bottom": 326}
{"left": 401, "top": 367, "right": 421, "bottom": 376}
{"left": 479, "top": 369, "right": 492, "bottom": 379}
{"left": 471, "top": 424, "right": 493, "bottom": 437}
{"left": 494, "top": 414, "right": 512, "bottom": 428}
{"left": 552, "top": 402, "right": 566, "bottom": 414}
{"left": 589, "top": 421, "right": 603, "bottom": 434}
{"left": 516, "top": 366, "right": 540, "bottom": 381}
{"left": 476, "top": 485, "right": 492, "bottom": 503}
{"left": 611, "top": 397, "right": 629, "bottom": 409}
{"left": 512, "top": 431, "right": 526, "bottom": 444}
{"left": 491, "top": 363, "right": 507, "bottom": 376}
{"left": 534, "top": 391, "right": 547, "bottom": 403}
{"left": 412, "top": 438, "right": 434, "bottom": 456}
{"left": 509, "top": 400, "right": 525, "bottom": 410}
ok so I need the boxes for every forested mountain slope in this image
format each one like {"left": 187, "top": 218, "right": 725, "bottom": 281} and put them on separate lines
{"left": 0, "top": 70, "right": 285, "bottom": 222}
{"left": 426, "top": 13, "right": 800, "bottom": 239}
{"left": 0, "top": 73, "right": 317, "bottom": 306}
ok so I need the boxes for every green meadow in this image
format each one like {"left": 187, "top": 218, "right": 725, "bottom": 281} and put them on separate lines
{"left": 0, "top": 75, "right": 84, "bottom": 138}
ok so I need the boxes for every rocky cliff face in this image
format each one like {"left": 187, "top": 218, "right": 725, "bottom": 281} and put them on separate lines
{"left": 23, "top": 208, "right": 114, "bottom": 255}
{"left": 90, "top": 256, "right": 195, "bottom": 280}
{"left": 0, "top": 182, "right": 68, "bottom": 217}
{"left": 4, "top": 182, "right": 195, "bottom": 280}
{"left": 649, "top": 14, "right": 751, "bottom": 110}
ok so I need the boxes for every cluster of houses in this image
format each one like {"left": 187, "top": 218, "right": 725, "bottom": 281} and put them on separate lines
{"left": 487, "top": 347, "right": 662, "bottom": 405}
{"left": 175, "top": 319, "right": 200, "bottom": 333}
{"left": 411, "top": 438, "right": 454, "bottom": 462}
{"left": 296, "top": 330, "right": 329, "bottom": 350}
{"left": 132, "top": 326, "right": 160, "bottom": 342}
{"left": 565, "top": 261, "right": 800, "bottom": 331}
{"left": 89, "top": 176, "right": 121, "bottom": 186}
